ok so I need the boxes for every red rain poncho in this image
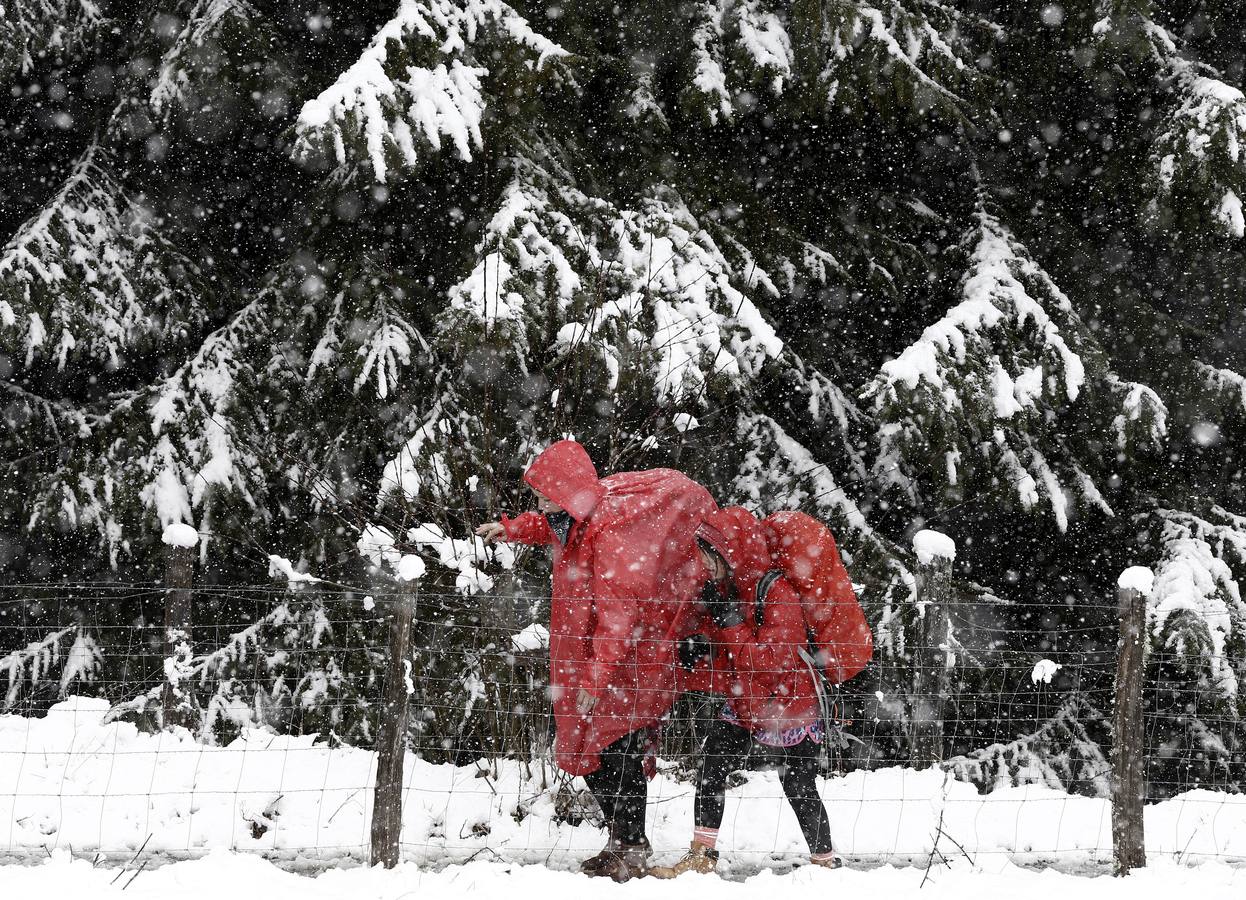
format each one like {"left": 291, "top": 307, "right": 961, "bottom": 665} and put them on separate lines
{"left": 695, "top": 507, "right": 821, "bottom": 735}
{"left": 501, "top": 440, "right": 715, "bottom": 775}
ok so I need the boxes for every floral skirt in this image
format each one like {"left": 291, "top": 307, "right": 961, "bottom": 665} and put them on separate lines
{"left": 720, "top": 701, "right": 823, "bottom": 748}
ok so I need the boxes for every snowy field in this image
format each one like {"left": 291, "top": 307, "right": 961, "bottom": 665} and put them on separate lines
{"left": 1, "top": 698, "right": 1245, "bottom": 891}
{"left": 0, "top": 851, "right": 1242, "bottom": 900}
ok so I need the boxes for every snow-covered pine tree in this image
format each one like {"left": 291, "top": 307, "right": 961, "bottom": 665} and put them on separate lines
{"left": 3, "top": 1, "right": 1246, "bottom": 782}
{"left": 0, "top": 0, "right": 106, "bottom": 83}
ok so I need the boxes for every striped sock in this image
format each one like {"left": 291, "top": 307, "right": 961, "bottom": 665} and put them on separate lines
{"left": 692, "top": 827, "right": 719, "bottom": 849}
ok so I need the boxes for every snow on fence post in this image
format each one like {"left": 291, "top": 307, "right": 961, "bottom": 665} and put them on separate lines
{"left": 161, "top": 523, "right": 198, "bottom": 730}
{"left": 910, "top": 529, "right": 956, "bottom": 768}
{"left": 1112, "top": 566, "right": 1151, "bottom": 876}
{"left": 371, "top": 556, "right": 421, "bottom": 868}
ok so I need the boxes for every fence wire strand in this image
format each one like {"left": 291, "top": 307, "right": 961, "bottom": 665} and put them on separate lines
{"left": 0, "top": 583, "right": 1243, "bottom": 872}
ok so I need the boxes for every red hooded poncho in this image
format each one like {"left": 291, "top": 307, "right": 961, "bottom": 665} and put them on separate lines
{"left": 501, "top": 440, "right": 716, "bottom": 775}
{"left": 695, "top": 506, "right": 821, "bottom": 735}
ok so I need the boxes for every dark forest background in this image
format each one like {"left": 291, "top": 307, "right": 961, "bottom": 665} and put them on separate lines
{"left": 2, "top": 1, "right": 1245, "bottom": 795}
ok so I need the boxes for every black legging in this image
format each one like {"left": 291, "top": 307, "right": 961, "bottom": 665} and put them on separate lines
{"left": 695, "top": 717, "right": 834, "bottom": 856}
{"left": 583, "top": 730, "right": 648, "bottom": 845}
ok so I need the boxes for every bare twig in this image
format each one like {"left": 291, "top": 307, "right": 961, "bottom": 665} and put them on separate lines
{"left": 122, "top": 859, "right": 150, "bottom": 890}
{"left": 109, "top": 833, "right": 151, "bottom": 885}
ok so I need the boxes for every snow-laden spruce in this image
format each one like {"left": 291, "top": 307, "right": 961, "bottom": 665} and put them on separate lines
{"left": 866, "top": 207, "right": 1166, "bottom": 531}
{"left": 6, "top": 0, "right": 1246, "bottom": 783}
{"left": 445, "top": 158, "right": 785, "bottom": 401}
{"left": 1146, "top": 506, "right": 1246, "bottom": 699}
{"left": 293, "top": 0, "right": 567, "bottom": 181}
{"left": 149, "top": 0, "right": 289, "bottom": 126}
{"left": 681, "top": 0, "right": 983, "bottom": 125}
{"left": 0, "top": 144, "right": 209, "bottom": 368}
{"left": 0, "top": 628, "right": 102, "bottom": 710}
{"left": 0, "top": 0, "right": 105, "bottom": 81}
{"left": 1096, "top": 1, "right": 1246, "bottom": 238}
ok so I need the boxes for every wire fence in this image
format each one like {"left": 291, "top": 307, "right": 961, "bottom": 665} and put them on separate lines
{"left": 0, "top": 581, "right": 1244, "bottom": 875}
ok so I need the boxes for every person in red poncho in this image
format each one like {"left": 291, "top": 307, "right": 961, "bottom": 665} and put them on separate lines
{"left": 477, "top": 440, "right": 715, "bottom": 881}
{"left": 648, "top": 506, "right": 840, "bottom": 878}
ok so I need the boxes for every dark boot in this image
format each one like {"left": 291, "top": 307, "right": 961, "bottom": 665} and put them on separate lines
{"left": 589, "top": 841, "right": 651, "bottom": 883}
{"left": 579, "top": 821, "right": 623, "bottom": 875}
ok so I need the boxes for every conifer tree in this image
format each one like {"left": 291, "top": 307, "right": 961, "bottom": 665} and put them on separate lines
{"left": 1, "top": 0, "right": 1245, "bottom": 781}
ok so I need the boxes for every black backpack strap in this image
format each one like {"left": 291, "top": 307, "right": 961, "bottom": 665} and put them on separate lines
{"left": 755, "top": 569, "right": 783, "bottom": 626}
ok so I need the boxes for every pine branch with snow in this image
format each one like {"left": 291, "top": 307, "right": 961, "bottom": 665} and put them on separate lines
{"left": 945, "top": 696, "right": 1110, "bottom": 797}
{"left": 292, "top": 0, "right": 569, "bottom": 182}
{"left": 0, "top": 0, "right": 105, "bottom": 81}
{"left": 1149, "top": 71, "right": 1246, "bottom": 237}
{"left": 866, "top": 207, "right": 1166, "bottom": 530}
{"left": 0, "top": 144, "right": 210, "bottom": 369}
{"left": 147, "top": 0, "right": 292, "bottom": 128}
{"left": 792, "top": 0, "right": 987, "bottom": 121}
{"left": 1094, "top": 2, "right": 1246, "bottom": 238}
{"left": 1143, "top": 504, "right": 1246, "bottom": 701}
{"left": 0, "top": 625, "right": 102, "bottom": 709}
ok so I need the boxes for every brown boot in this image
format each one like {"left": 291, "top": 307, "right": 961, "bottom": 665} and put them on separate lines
{"left": 603, "top": 837, "right": 652, "bottom": 877}
{"left": 809, "top": 853, "right": 842, "bottom": 870}
{"left": 595, "top": 842, "right": 652, "bottom": 882}
{"left": 581, "top": 830, "right": 651, "bottom": 877}
{"left": 579, "top": 822, "right": 622, "bottom": 875}
{"left": 648, "top": 841, "right": 719, "bottom": 879}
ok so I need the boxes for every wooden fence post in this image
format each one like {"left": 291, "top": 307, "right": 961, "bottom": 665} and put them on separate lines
{"left": 910, "top": 529, "right": 956, "bottom": 768}
{"left": 1112, "top": 567, "right": 1151, "bottom": 875}
{"left": 371, "top": 583, "right": 416, "bottom": 868}
{"left": 161, "top": 523, "right": 198, "bottom": 730}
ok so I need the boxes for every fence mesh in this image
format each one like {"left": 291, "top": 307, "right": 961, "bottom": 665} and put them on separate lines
{"left": 0, "top": 583, "right": 1244, "bottom": 874}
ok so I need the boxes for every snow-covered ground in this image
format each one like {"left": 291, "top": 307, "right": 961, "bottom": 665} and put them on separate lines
{"left": 1, "top": 850, "right": 1242, "bottom": 900}
{"left": 2, "top": 698, "right": 1245, "bottom": 882}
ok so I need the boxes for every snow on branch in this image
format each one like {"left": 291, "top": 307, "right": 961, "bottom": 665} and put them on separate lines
{"left": 681, "top": 0, "right": 793, "bottom": 123}
{"left": 300, "top": 259, "right": 429, "bottom": 402}
{"left": 358, "top": 521, "right": 514, "bottom": 594}
{"left": 292, "top": 0, "right": 568, "bottom": 181}
{"left": 685, "top": 2, "right": 734, "bottom": 123}
{"left": 0, "top": 144, "right": 207, "bottom": 368}
{"left": 1196, "top": 362, "right": 1246, "bottom": 415}
{"left": 681, "top": 0, "right": 978, "bottom": 124}
{"left": 140, "top": 298, "right": 270, "bottom": 526}
{"left": 25, "top": 251, "right": 432, "bottom": 555}
{"left": 30, "top": 288, "right": 271, "bottom": 546}
{"left": 760, "top": 352, "right": 870, "bottom": 484}
{"left": 1147, "top": 506, "right": 1246, "bottom": 699}
{"left": 1152, "top": 71, "right": 1246, "bottom": 237}
{"left": 1096, "top": 7, "right": 1246, "bottom": 237}
{"left": 815, "top": 0, "right": 980, "bottom": 121}
{"left": 104, "top": 599, "right": 307, "bottom": 732}
{"left": 1105, "top": 374, "right": 1168, "bottom": 455}
{"left": 945, "top": 696, "right": 1109, "bottom": 796}
{"left": 408, "top": 522, "right": 514, "bottom": 593}
{"left": 0, "top": 0, "right": 105, "bottom": 80}
{"left": 268, "top": 555, "right": 321, "bottom": 586}
{"left": 0, "top": 380, "right": 90, "bottom": 437}
{"left": 734, "top": 411, "right": 867, "bottom": 531}
{"left": 149, "top": 0, "right": 283, "bottom": 120}
{"left": 352, "top": 293, "right": 427, "bottom": 399}
{"left": 873, "top": 210, "right": 1085, "bottom": 406}
{"left": 445, "top": 152, "right": 783, "bottom": 403}
{"left": 378, "top": 410, "right": 456, "bottom": 506}
{"left": 1, "top": 625, "right": 102, "bottom": 709}
{"left": 865, "top": 209, "right": 1164, "bottom": 529}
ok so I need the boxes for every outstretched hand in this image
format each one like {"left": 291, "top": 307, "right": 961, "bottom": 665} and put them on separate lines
{"left": 475, "top": 522, "right": 505, "bottom": 544}
{"left": 576, "top": 688, "right": 598, "bottom": 715}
